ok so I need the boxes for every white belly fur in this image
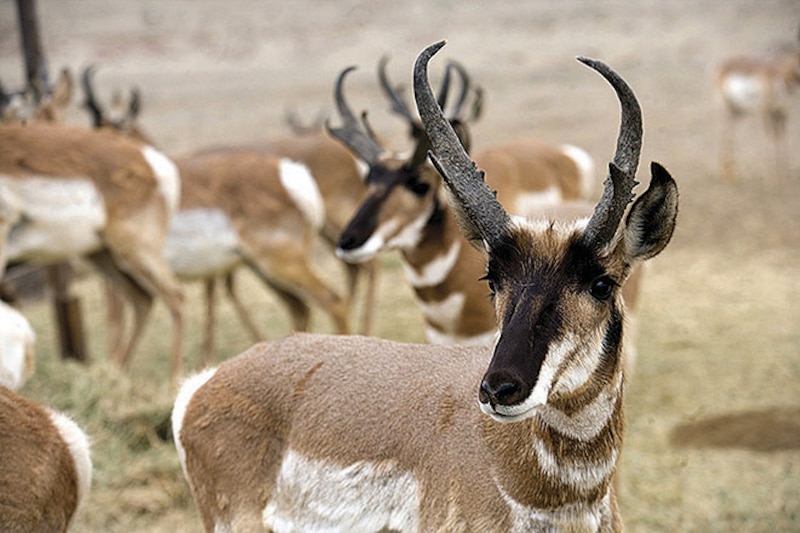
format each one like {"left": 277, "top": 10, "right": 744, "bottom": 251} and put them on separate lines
{"left": 165, "top": 208, "right": 242, "bottom": 279}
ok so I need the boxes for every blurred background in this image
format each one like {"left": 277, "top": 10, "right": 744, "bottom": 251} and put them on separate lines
{"left": 1, "top": 1, "right": 798, "bottom": 531}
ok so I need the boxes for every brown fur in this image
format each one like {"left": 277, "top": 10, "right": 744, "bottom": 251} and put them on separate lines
{"left": 0, "top": 386, "right": 85, "bottom": 532}
{"left": 0, "top": 122, "right": 185, "bottom": 381}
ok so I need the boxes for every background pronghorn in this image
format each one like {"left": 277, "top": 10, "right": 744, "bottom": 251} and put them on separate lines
{"left": 330, "top": 57, "right": 599, "bottom": 345}
{"left": 171, "top": 43, "right": 679, "bottom": 532}
{"left": 0, "top": 122, "right": 185, "bottom": 382}
{"left": 81, "top": 69, "right": 353, "bottom": 363}
{"left": 715, "top": 26, "right": 800, "bottom": 181}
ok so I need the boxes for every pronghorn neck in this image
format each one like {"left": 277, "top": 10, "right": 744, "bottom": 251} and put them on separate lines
{"left": 400, "top": 196, "right": 497, "bottom": 344}
{"left": 486, "top": 351, "right": 625, "bottom": 520}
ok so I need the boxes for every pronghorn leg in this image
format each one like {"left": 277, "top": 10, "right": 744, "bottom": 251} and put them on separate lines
{"left": 223, "top": 272, "right": 266, "bottom": 342}
{"left": 98, "top": 227, "right": 185, "bottom": 382}
{"left": 766, "top": 107, "right": 788, "bottom": 181}
{"left": 104, "top": 280, "right": 125, "bottom": 359}
{"left": 87, "top": 250, "right": 155, "bottom": 369}
{"left": 354, "top": 260, "right": 379, "bottom": 336}
{"left": 721, "top": 110, "right": 740, "bottom": 182}
{"left": 264, "top": 279, "right": 312, "bottom": 332}
{"left": 200, "top": 278, "right": 218, "bottom": 368}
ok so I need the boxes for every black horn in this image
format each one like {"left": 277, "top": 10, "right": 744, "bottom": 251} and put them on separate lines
{"left": 81, "top": 65, "right": 105, "bottom": 128}
{"left": 326, "top": 66, "right": 386, "bottom": 166}
{"left": 413, "top": 41, "right": 511, "bottom": 249}
{"left": 577, "top": 57, "right": 643, "bottom": 251}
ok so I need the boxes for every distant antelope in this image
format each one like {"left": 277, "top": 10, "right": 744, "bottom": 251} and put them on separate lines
{"left": 82, "top": 68, "right": 351, "bottom": 364}
{"left": 715, "top": 27, "right": 800, "bottom": 181}
{"left": 172, "top": 42, "right": 679, "bottom": 532}
{"left": 0, "top": 384, "right": 92, "bottom": 532}
{"left": 0, "top": 122, "right": 185, "bottom": 382}
{"left": 0, "top": 67, "right": 73, "bottom": 124}
{"left": 331, "top": 56, "right": 595, "bottom": 345}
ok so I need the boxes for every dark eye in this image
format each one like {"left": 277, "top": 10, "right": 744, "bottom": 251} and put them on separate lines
{"left": 479, "top": 274, "right": 497, "bottom": 298}
{"left": 406, "top": 178, "right": 430, "bottom": 196}
{"left": 589, "top": 276, "right": 615, "bottom": 301}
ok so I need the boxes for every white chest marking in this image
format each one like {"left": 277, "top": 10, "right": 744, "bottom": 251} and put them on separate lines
{"left": 512, "top": 187, "right": 563, "bottom": 218}
{"left": 262, "top": 450, "right": 419, "bottom": 532}
{"left": 0, "top": 176, "right": 106, "bottom": 263}
{"left": 498, "top": 480, "right": 610, "bottom": 533}
{"left": 165, "top": 208, "right": 241, "bottom": 279}
{"left": 560, "top": 143, "right": 596, "bottom": 200}
{"left": 402, "top": 240, "right": 461, "bottom": 288}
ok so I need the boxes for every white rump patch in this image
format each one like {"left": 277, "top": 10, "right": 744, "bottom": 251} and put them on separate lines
{"left": 48, "top": 409, "right": 92, "bottom": 513}
{"left": 165, "top": 208, "right": 241, "bottom": 279}
{"left": 0, "top": 176, "right": 106, "bottom": 263}
{"left": 560, "top": 144, "right": 596, "bottom": 200}
{"left": 512, "top": 187, "right": 563, "bottom": 218}
{"left": 721, "top": 74, "right": 769, "bottom": 112}
{"left": 279, "top": 158, "right": 325, "bottom": 230}
{"left": 263, "top": 450, "right": 419, "bottom": 532}
{"left": 172, "top": 367, "right": 219, "bottom": 479}
{"left": 141, "top": 145, "right": 181, "bottom": 213}
{"left": 0, "top": 301, "right": 35, "bottom": 391}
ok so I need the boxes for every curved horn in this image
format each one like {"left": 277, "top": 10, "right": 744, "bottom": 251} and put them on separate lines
{"left": 127, "top": 86, "right": 141, "bottom": 121}
{"left": 444, "top": 60, "right": 472, "bottom": 119}
{"left": 81, "top": 65, "right": 105, "bottom": 128}
{"left": 413, "top": 41, "right": 511, "bottom": 248}
{"left": 577, "top": 56, "right": 642, "bottom": 251}
{"left": 326, "top": 66, "right": 385, "bottom": 166}
{"left": 378, "top": 55, "right": 416, "bottom": 123}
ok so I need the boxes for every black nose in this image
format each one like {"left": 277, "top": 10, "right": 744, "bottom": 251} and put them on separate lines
{"left": 479, "top": 375, "right": 527, "bottom": 407}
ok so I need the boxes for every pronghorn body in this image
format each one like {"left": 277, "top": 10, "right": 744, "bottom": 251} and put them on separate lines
{"left": 332, "top": 61, "right": 595, "bottom": 344}
{"left": 715, "top": 30, "right": 800, "bottom": 180}
{"left": 0, "top": 122, "right": 185, "bottom": 380}
{"left": 81, "top": 70, "right": 355, "bottom": 361}
{"left": 0, "top": 384, "right": 92, "bottom": 532}
{"left": 171, "top": 148, "right": 350, "bottom": 346}
{"left": 228, "top": 130, "right": 379, "bottom": 335}
{"left": 173, "top": 44, "right": 679, "bottom": 532}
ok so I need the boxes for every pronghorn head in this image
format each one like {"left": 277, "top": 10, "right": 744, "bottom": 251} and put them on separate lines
{"left": 81, "top": 65, "right": 148, "bottom": 143}
{"left": 414, "top": 41, "right": 679, "bottom": 423}
{"left": 1, "top": 68, "right": 73, "bottom": 124}
{"left": 328, "top": 59, "right": 480, "bottom": 264}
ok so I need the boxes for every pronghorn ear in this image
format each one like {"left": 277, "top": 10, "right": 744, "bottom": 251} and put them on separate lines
{"left": 623, "top": 162, "right": 679, "bottom": 262}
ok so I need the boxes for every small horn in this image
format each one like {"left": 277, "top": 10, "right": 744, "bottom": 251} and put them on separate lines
{"left": 326, "top": 66, "right": 386, "bottom": 166}
{"left": 378, "top": 55, "right": 416, "bottom": 123}
{"left": 81, "top": 65, "right": 105, "bottom": 128}
{"left": 577, "top": 57, "right": 643, "bottom": 251}
{"left": 413, "top": 41, "right": 511, "bottom": 248}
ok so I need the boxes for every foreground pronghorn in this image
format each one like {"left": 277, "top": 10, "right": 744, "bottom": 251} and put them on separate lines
{"left": 172, "top": 42, "right": 679, "bottom": 532}
{"left": 82, "top": 69, "right": 352, "bottom": 363}
{"left": 0, "top": 122, "right": 185, "bottom": 381}
{"left": 715, "top": 27, "right": 800, "bottom": 181}
{"left": 0, "top": 384, "right": 92, "bottom": 532}
{"left": 332, "top": 56, "right": 595, "bottom": 345}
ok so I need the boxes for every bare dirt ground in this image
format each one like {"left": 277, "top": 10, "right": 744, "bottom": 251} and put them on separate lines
{"left": 1, "top": 1, "right": 799, "bottom": 531}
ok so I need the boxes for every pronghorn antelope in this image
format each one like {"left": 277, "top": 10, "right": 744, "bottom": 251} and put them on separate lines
{"left": 332, "top": 56, "right": 595, "bottom": 345}
{"left": 81, "top": 68, "right": 351, "bottom": 364}
{"left": 715, "top": 27, "right": 800, "bottom": 181}
{"left": 0, "top": 67, "right": 73, "bottom": 124}
{"left": 0, "top": 384, "right": 92, "bottom": 532}
{"left": 171, "top": 42, "right": 679, "bottom": 532}
{"left": 0, "top": 122, "right": 185, "bottom": 381}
